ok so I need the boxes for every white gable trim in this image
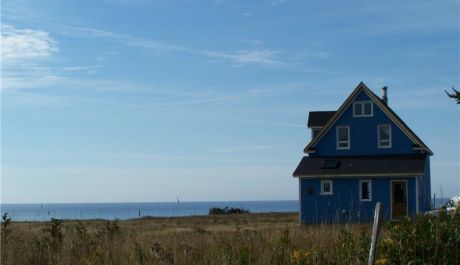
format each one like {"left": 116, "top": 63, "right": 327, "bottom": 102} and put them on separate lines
{"left": 304, "top": 82, "right": 433, "bottom": 155}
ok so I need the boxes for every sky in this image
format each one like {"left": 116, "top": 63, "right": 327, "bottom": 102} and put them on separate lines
{"left": 1, "top": 0, "right": 459, "bottom": 203}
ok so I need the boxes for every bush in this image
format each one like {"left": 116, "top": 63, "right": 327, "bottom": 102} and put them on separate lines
{"left": 379, "top": 213, "right": 460, "bottom": 264}
{"left": 208, "top": 207, "right": 250, "bottom": 215}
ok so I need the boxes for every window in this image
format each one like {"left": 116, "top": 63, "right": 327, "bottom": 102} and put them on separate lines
{"left": 311, "top": 128, "right": 321, "bottom": 139}
{"left": 360, "top": 180, "right": 372, "bottom": 201}
{"left": 378, "top": 124, "right": 392, "bottom": 148}
{"left": 353, "top": 101, "right": 373, "bottom": 117}
{"left": 321, "top": 180, "right": 333, "bottom": 195}
{"left": 336, "top": 126, "right": 350, "bottom": 149}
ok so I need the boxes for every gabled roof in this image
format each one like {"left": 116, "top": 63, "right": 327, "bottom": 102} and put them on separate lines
{"left": 304, "top": 82, "right": 433, "bottom": 155}
{"left": 293, "top": 154, "right": 427, "bottom": 178}
{"left": 307, "top": 111, "right": 336, "bottom": 127}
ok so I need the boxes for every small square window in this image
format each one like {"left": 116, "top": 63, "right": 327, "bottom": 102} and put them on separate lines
{"left": 360, "top": 180, "right": 372, "bottom": 201}
{"left": 321, "top": 180, "right": 333, "bottom": 195}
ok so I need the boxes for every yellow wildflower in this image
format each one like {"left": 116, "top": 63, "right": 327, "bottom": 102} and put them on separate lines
{"left": 381, "top": 238, "right": 394, "bottom": 246}
{"left": 290, "top": 249, "right": 302, "bottom": 263}
{"left": 375, "top": 258, "right": 388, "bottom": 265}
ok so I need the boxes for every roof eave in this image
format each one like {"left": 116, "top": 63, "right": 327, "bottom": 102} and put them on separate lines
{"left": 413, "top": 147, "right": 434, "bottom": 156}
{"left": 294, "top": 173, "right": 425, "bottom": 178}
{"left": 304, "top": 148, "right": 315, "bottom": 153}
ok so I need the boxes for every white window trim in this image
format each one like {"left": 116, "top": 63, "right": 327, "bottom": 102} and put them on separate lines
{"left": 336, "top": 126, "right": 350, "bottom": 150}
{"left": 320, "top": 180, "right": 333, "bottom": 195}
{"left": 378, "top": 124, "right": 392, "bottom": 148}
{"left": 353, "top": 101, "right": 373, "bottom": 117}
{"left": 359, "top": 179, "right": 372, "bottom": 202}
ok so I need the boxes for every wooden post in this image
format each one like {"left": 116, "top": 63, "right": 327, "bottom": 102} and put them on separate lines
{"left": 368, "top": 202, "right": 382, "bottom": 265}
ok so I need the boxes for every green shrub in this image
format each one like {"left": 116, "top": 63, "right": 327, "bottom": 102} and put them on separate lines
{"left": 380, "top": 213, "right": 460, "bottom": 264}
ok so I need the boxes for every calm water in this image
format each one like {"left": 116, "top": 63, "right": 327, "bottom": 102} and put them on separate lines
{"left": 0, "top": 200, "right": 299, "bottom": 222}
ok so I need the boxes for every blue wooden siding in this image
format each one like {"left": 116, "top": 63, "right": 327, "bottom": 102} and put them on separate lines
{"left": 420, "top": 156, "right": 431, "bottom": 212}
{"left": 311, "top": 92, "right": 418, "bottom": 157}
{"left": 299, "top": 177, "right": 417, "bottom": 223}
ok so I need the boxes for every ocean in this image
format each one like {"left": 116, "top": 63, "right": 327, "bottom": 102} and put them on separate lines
{"left": 0, "top": 200, "right": 299, "bottom": 222}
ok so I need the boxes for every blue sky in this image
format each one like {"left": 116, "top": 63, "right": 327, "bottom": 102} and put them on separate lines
{"left": 1, "top": 0, "right": 459, "bottom": 203}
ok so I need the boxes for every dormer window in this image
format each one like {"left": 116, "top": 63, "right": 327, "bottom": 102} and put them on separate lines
{"left": 336, "top": 126, "right": 350, "bottom": 149}
{"left": 353, "top": 101, "right": 373, "bottom": 117}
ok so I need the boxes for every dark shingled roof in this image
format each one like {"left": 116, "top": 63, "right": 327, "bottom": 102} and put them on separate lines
{"left": 293, "top": 154, "right": 427, "bottom": 177}
{"left": 307, "top": 111, "right": 336, "bottom": 128}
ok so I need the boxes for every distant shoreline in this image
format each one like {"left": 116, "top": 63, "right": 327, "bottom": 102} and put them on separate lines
{"left": 9, "top": 211, "right": 297, "bottom": 223}
{"left": 0, "top": 200, "right": 299, "bottom": 222}
{"left": 7, "top": 211, "right": 299, "bottom": 225}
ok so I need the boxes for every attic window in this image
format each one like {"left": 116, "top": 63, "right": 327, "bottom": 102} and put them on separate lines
{"left": 353, "top": 101, "right": 373, "bottom": 117}
{"left": 321, "top": 159, "right": 339, "bottom": 169}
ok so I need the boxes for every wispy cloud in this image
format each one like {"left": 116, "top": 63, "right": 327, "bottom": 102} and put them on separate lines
{"left": 247, "top": 120, "right": 305, "bottom": 128}
{"left": 1, "top": 24, "right": 58, "bottom": 60}
{"left": 2, "top": 74, "right": 62, "bottom": 91}
{"left": 1, "top": 24, "right": 63, "bottom": 92}
{"left": 213, "top": 145, "right": 276, "bottom": 153}
{"left": 271, "top": 0, "right": 287, "bottom": 6}
{"left": 3, "top": 19, "right": 328, "bottom": 70}
{"left": 203, "top": 50, "right": 283, "bottom": 66}
{"left": 62, "top": 65, "right": 103, "bottom": 72}
{"left": 55, "top": 24, "right": 191, "bottom": 53}
{"left": 240, "top": 39, "right": 264, "bottom": 46}
{"left": 57, "top": 24, "right": 285, "bottom": 66}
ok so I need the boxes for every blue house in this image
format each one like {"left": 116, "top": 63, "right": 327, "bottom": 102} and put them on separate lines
{"left": 293, "top": 82, "right": 432, "bottom": 223}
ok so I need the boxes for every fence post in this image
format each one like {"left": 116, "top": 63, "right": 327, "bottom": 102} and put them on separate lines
{"left": 368, "top": 202, "right": 382, "bottom": 265}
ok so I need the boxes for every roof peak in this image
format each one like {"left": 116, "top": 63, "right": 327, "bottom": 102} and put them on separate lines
{"left": 303, "top": 82, "right": 433, "bottom": 155}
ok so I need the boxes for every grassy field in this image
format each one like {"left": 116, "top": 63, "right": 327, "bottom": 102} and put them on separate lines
{"left": 1, "top": 212, "right": 459, "bottom": 265}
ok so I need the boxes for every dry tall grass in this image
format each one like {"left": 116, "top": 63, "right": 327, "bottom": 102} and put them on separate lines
{"left": 1, "top": 212, "right": 458, "bottom": 265}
